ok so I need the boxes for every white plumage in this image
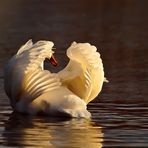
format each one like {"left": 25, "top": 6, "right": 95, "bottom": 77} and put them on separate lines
{"left": 4, "top": 40, "right": 105, "bottom": 118}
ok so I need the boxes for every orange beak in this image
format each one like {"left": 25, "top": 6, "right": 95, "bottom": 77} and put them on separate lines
{"left": 49, "top": 54, "right": 58, "bottom": 66}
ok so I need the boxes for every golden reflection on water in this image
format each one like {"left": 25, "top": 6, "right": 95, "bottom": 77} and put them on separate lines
{"left": 3, "top": 112, "right": 103, "bottom": 148}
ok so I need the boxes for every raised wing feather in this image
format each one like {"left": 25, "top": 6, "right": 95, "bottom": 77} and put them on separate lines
{"left": 4, "top": 40, "right": 58, "bottom": 104}
{"left": 16, "top": 40, "right": 54, "bottom": 72}
{"left": 16, "top": 39, "right": 33, "bottom": 55}
{"left": 59, "top": 42, "right": 104, "bottom": 103}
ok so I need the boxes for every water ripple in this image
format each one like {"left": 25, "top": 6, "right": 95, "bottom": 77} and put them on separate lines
{"left": 0, "top": 99, "right": 147, "bottom": 147}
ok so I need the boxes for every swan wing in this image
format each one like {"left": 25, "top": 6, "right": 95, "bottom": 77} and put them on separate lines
{"left": 59, "top": 42, "right": 104, "bottom": 103}
{"left": 4, "top": 40, "right": 56, "bottom": 104}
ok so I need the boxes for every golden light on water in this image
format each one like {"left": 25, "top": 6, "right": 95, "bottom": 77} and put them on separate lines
{"left": 3, "top": 113, "right": 103, "bottom": 148}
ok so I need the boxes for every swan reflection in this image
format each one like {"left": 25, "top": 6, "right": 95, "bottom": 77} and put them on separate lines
{"left": 3, "top": 112, "right": 103, "bottom": 148}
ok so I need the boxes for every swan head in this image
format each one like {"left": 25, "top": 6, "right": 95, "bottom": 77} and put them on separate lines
{"left": 49, "top": 53, "right": 58, "bottom": 66}
{"left": 39, "top": 41, "right": 58, "bottom": 67}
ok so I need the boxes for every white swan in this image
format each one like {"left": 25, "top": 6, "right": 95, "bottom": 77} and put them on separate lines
{"left": 4, "top": 40, "right": 105, "bottom": 118}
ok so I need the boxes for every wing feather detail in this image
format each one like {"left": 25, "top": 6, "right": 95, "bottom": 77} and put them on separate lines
{"left": 15, "top": 40, "right": 54, "bottom": 73}
{"left": 84, "top": 68, "right": 91, "bottom": 89}
{"left": 22, "top": 70, "right": 61, "bottom": 102}
{"left": 16, "top": 39, "right": 33, "bottom": 55}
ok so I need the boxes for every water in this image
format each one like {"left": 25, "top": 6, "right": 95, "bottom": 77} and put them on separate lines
{"left": 0, "top": 77, "right": 148, "bottom": 148}
{"left": 0, "top": 91, "right": 148, "bottom": 148}
{"left": 0, "top": 0, "right": 148, "bottom": 147}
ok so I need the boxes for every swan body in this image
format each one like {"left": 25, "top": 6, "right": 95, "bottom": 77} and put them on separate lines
{"left": 4, "top": 40, "right": 105, "bottom": 118}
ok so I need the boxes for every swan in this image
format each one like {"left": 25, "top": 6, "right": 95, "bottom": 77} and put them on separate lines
{"left": 4, "top": 40, "right": 106, "bottom": 118}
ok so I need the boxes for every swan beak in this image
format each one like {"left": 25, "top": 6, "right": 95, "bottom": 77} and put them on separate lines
{"left": 49, "top": 54, "right": 58, "bottom": 66}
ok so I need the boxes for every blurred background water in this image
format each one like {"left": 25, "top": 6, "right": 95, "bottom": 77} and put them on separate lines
{"left": 0, "top": 0, "right": 148, "bottom": 147}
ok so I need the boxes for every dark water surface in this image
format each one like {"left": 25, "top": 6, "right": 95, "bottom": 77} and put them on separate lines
{"left": 0, "top": 0, "right": 148, "bottom": 147}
